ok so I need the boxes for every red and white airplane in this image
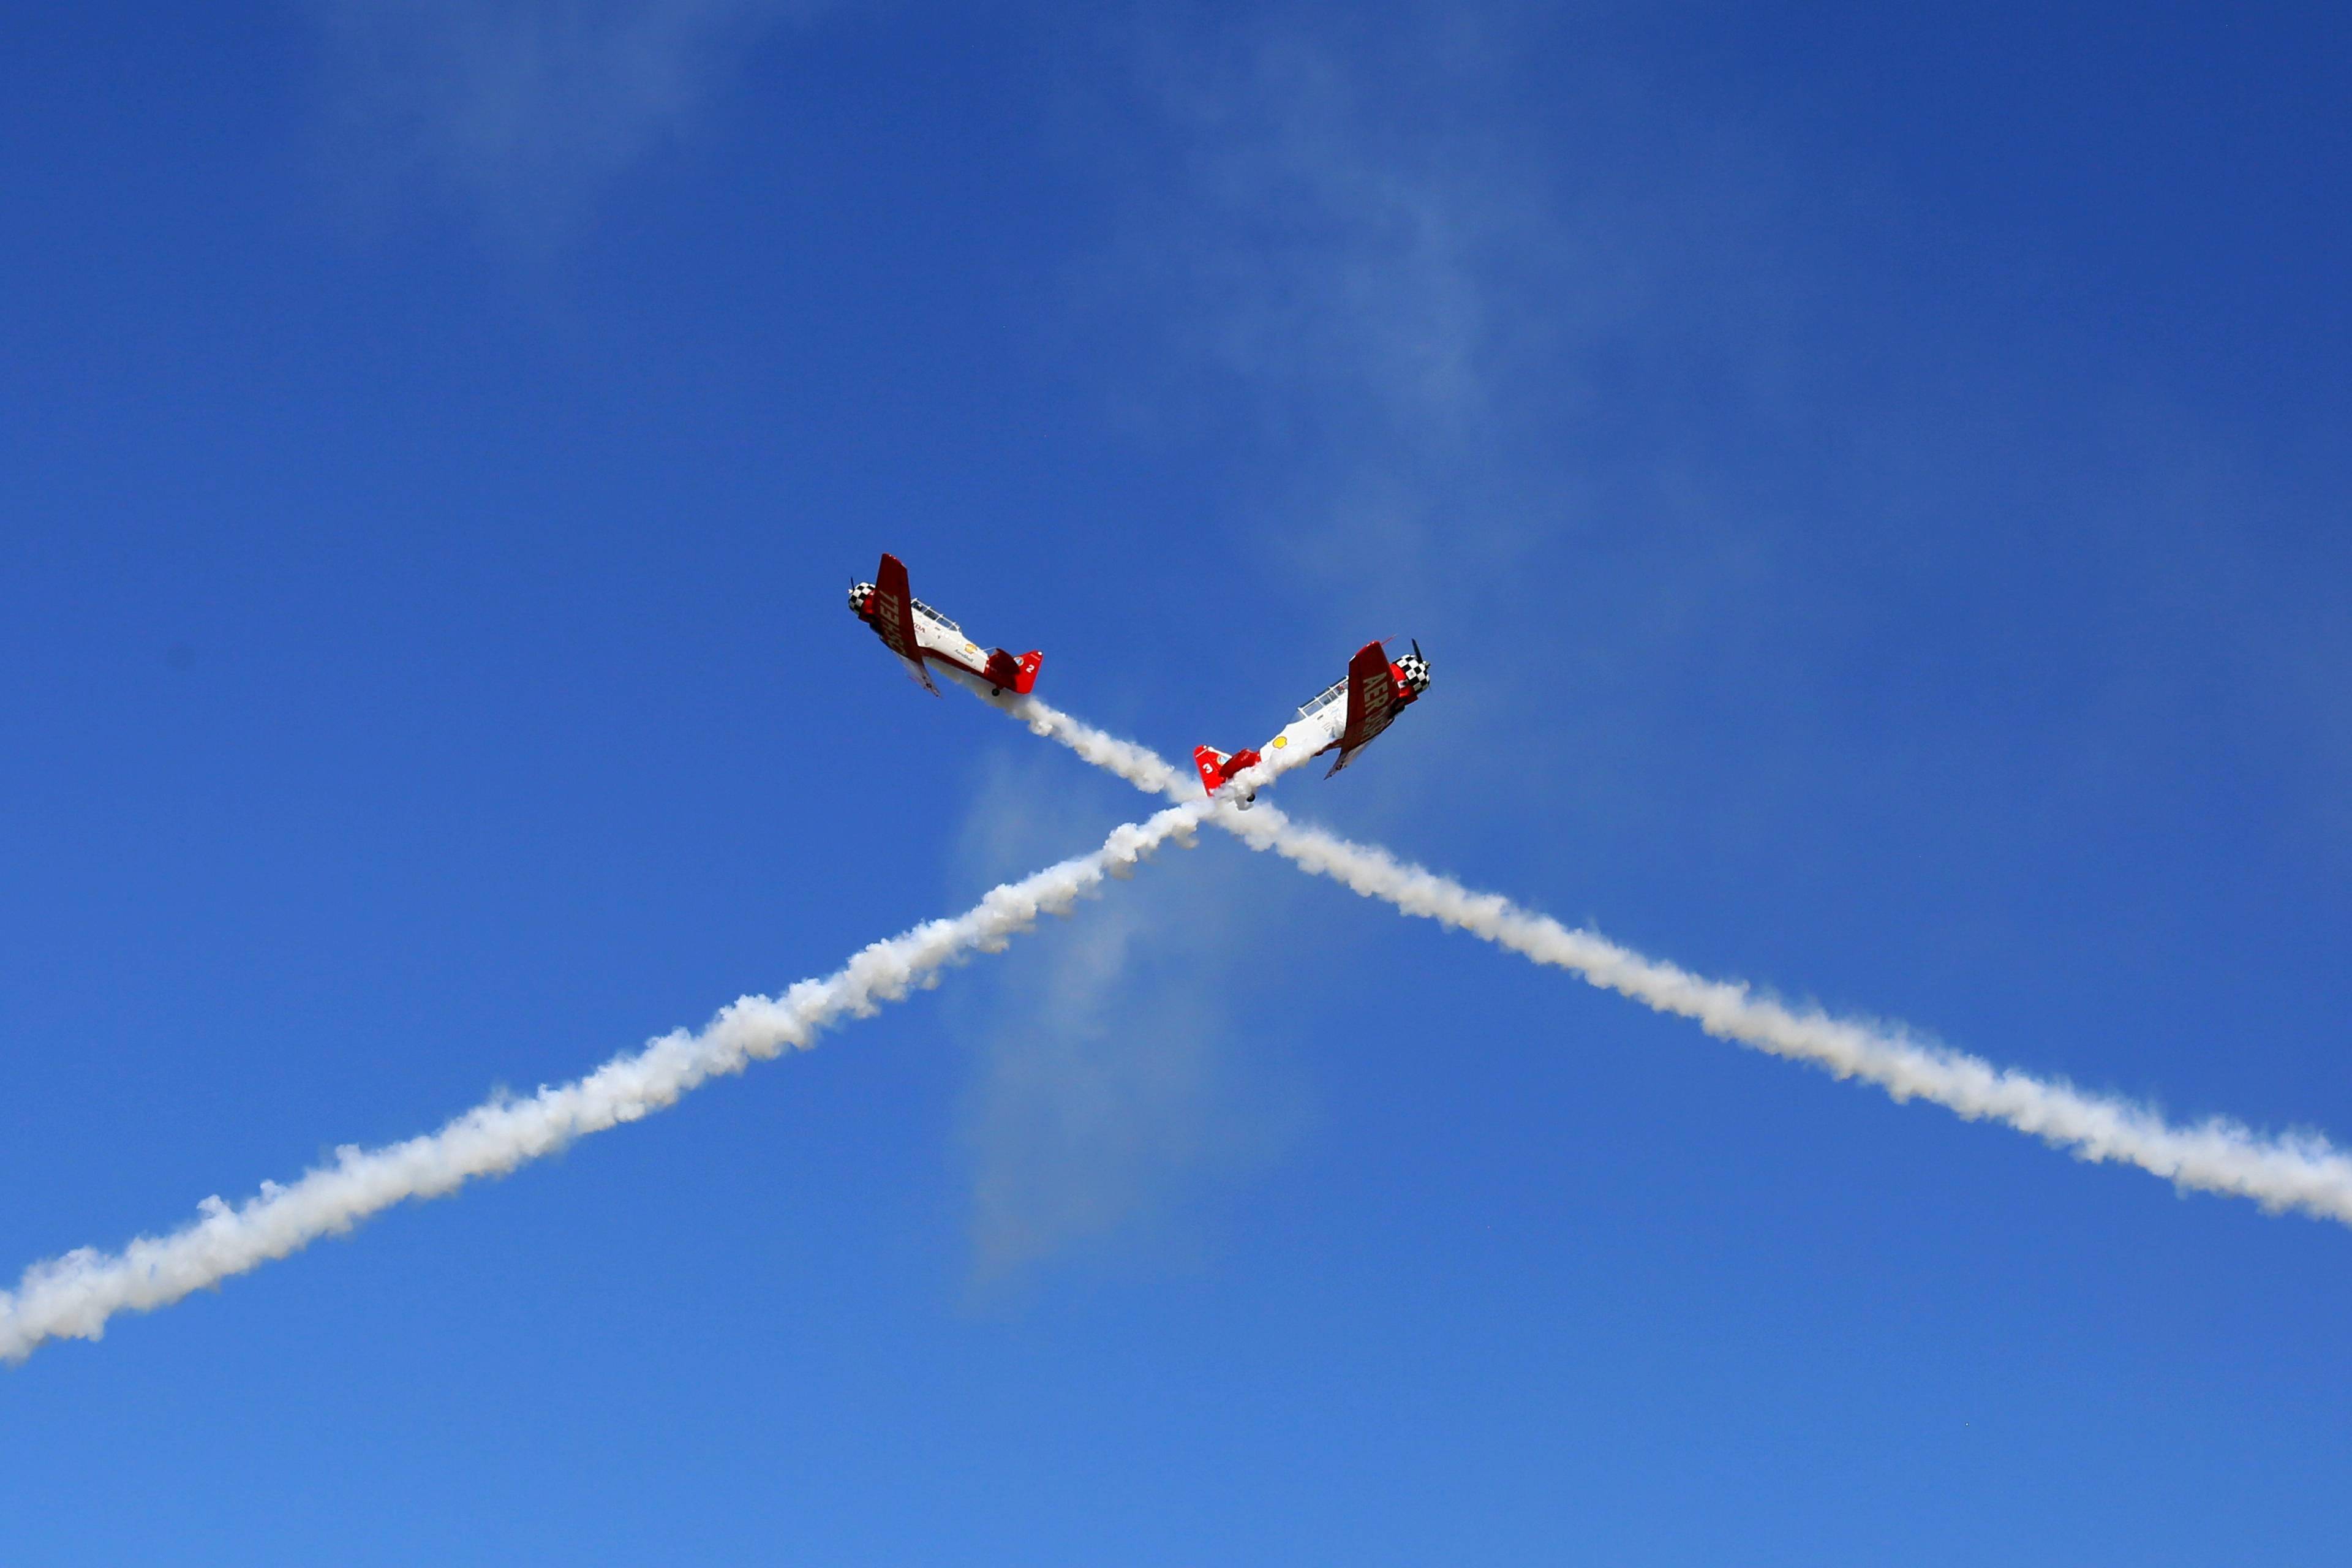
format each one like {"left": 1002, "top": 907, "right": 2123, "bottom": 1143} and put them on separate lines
{"left": 848, "top": 552, "right": 1044, "bottom": 698}
{"left": 1194, "top": 639, "right": 1431, "bottom": 804}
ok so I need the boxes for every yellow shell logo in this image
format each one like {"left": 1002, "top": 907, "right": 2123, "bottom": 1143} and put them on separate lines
{"left": 1271, "top": 736, "right": 1289, "bottom": 749}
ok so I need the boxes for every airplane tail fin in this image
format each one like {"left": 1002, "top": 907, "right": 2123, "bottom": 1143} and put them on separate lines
{"left": 981, "top": 648, "right": 1046, "bottom": 695}
{"left": 1192, "top": 744, "right": 1262, "bottom": 804}
{"left": 1192, "top": 745, "right": 1230, "bottom": 796}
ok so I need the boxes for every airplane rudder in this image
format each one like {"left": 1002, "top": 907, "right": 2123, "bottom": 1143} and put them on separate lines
{"left": 1191, "top": 744, "right": 1227, "bottom": 795}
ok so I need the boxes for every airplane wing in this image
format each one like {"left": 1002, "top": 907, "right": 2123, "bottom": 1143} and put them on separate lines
{"left": 1327, "top": 640, "right": 1400, "bottom": 777}
{"left": 872, "top": 552, "right": 940, "bottom": 695}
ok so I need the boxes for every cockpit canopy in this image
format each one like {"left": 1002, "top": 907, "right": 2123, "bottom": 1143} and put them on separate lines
{"left": 911, "top": 597, "right": 961, "bottom": 634}
{"left": 1295, "top": 678, "right": 1348, "bottom": 720}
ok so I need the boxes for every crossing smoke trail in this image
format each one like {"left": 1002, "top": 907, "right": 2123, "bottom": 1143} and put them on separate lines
{"left": 996, "top": 692, "right": 2352, "bottom": 1229}
{"left": 0, "top": 802, "right": 1210, "bottom": 1363}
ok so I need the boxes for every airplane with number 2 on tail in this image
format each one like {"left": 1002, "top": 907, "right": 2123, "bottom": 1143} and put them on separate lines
{"left": 848, "top": 552, "right": 1044, "bottom": 698}
{"left": 1194, "top": 639, "right": 1431, "bottom": 805}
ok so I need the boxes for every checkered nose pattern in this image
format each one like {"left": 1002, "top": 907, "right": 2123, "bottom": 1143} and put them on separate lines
{"left": 1397, "top": 652, "right": 1431, "bottom": 695}
{"left": 849, "top": 581, "right": 877, "bottom": 617}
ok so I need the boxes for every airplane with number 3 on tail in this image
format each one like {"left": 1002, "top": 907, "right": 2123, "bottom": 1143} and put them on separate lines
{"left": 1194, "top": 639, "right": 1431, "bottom": 805}
{"left": 848, "top": 552, "right": 1044, "bottom": 698}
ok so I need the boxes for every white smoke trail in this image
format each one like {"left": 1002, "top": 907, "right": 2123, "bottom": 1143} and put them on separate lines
{"left": 0, "top": 802, "right": 1208, "bottom": 1363}
{"left": 1000, "top": 688, "right": 1194, "bottom": 799}
{"left": 1000, "top": 695, "right": 2352, "bottom": 1228}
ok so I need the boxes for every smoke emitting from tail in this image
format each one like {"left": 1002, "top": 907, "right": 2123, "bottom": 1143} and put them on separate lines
{"left": 1002, "top": 695, "right": 2352, "bottom": 1229}
{"left": 0, "top": 802, "right": 1208, "bottom": 1363}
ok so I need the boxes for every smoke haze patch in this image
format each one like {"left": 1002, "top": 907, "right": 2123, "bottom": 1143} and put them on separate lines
{"left": 949, "top": 749, "right": 1305, "bottom": 1288}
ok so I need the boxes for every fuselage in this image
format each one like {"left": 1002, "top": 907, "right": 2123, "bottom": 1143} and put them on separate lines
{"left": 900, "top": 597, "right": 996, "bottom": 685}
{"left": 849, "top": 576, "right": 1040, "bottom": 695}
{"left": 1264, "top": 676, "right": 1354, "bottom": 764}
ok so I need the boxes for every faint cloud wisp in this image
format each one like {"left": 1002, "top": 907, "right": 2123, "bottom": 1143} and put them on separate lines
{"left": 307, "top": 0, "right": 828, "bottom": 239}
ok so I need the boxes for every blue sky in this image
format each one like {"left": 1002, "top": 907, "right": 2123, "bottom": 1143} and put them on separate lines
{"left": 4, "top": 2, "right": 2349, "bottom": 1561}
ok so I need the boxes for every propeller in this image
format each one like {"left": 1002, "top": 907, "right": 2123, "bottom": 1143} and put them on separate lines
{"left": 1398, "top": 638, "right": 1431, "bottom": 695}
